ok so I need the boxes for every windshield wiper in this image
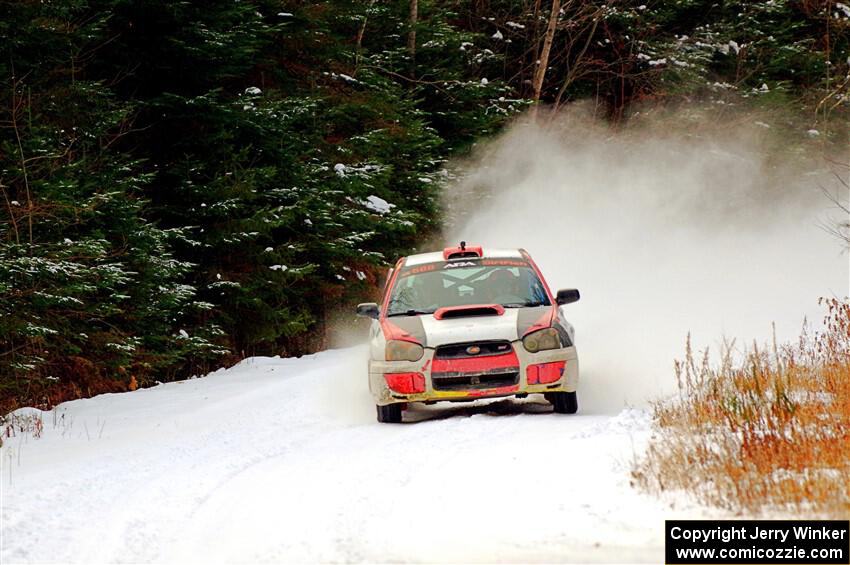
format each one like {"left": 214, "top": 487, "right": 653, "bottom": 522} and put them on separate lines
{"left": 387, "top": 309, "right": 434, "bottom": 317}
{"left": 503, "top": 301, "right": 546, "bottom": 308}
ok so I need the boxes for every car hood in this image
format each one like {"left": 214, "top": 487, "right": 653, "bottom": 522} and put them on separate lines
{"left": 386, "top": 306, "right": 552, "bottom": 348}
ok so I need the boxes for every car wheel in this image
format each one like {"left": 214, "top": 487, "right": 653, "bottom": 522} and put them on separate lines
{"left": 550, "top": 391, "right": 578, "bottom": 414}
{"left": 376, "top": 403, "right": 402, "bottom": 423}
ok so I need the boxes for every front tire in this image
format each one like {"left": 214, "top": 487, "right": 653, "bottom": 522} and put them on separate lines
{"left": 550, "top": 391, "right": 578, "bottom": 414}
{"left": 376, "top": 403, "right": 402, "bottom": 423}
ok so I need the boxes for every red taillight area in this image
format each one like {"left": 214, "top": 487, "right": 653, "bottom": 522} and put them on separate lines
{"left": 526, "top": 361, "right": 565, "bottom": 385}
{"left": 384, "top": 372, "right": 426, "bottom": 394}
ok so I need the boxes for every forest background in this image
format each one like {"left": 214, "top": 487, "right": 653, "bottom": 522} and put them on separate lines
{"left": 1, "top": 0, "right": 847, "bottom": 411}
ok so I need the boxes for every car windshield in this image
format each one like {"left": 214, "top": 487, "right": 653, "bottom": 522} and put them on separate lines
{"left": 386, "top": 262, "right": 551, "bottom": 316}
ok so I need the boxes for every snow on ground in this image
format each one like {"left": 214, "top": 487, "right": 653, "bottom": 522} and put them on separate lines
{"left": 1, "top": 346, "right": 706, "bottom": 563}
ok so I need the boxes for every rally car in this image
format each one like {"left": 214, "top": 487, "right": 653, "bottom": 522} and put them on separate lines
{"left": 356, "top": 243, "right": 580, "bottom": 423}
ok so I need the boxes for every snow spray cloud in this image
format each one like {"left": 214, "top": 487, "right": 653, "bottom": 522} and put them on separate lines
{"left": 442, "top": 104, "right": 849, "bottom": 413}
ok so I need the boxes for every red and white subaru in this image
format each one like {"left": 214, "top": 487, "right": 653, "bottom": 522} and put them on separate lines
{"left": 356, "top": 243, "right": 580, "bottom": 423}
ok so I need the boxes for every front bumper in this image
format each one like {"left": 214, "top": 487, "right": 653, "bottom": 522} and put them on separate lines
{"left": 368, "top": 344, "right": 579, "bottom": 406}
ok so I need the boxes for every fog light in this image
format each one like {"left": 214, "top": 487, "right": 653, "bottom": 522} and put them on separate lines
{"left": 384, "top": 372, "right": 426, "bottom": 394}
{"left": 526, "top": 361, "right": 565, "bottom": 385}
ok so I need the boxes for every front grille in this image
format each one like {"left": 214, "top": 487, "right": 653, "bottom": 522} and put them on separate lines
{"left": 434, "top": 340, "right": 513, "bottom": 359}
{"left": 431, "top": 369, "right": 519, "bottom": 391}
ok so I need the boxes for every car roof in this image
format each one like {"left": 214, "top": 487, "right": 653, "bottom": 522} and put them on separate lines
{"left": 403, "top": 248, "right": 524, "bottom": 266}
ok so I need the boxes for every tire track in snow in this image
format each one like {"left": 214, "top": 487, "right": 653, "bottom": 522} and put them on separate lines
{"left": 4, "top": 348, "right": 712, "bottom": 563}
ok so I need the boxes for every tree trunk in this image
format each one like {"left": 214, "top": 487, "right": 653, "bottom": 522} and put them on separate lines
{"left": 531, "top": 0, "right": 561, "bottom": 116}
{"left": 408, "top": 0, "right": 418, "bottom": 78}
{"left": 529, "top": 0, "right": 543, "bottom": 92}
{"left": 354, "top": 0, "right": 377, "bottom": 72}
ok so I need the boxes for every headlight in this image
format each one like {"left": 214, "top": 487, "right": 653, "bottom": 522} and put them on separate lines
{"left": 386, "top": 340, "right": 424, "bottom": 362}
{"left": 523, "top": 327, "right": 562, "bottom": 353}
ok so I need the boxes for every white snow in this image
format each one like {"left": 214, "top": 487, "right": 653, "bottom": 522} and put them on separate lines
{"left": 268, "top": 265, "right": 288, "bottom": 271}
{"left": 505, "top": 21, "right": 525, "bottom": 29}
{"left": 363, "top": 195, "right": 394, "bottom": 214}
{"left": 10, "top": 200, "right": 19, "bottom": 206}
{"left": 491, "top": 30, "right": 503, "bottom": 40}
{"left": 0, "top": 347, "right": 707, "bottom": 563}
{"left": 177, "top": 329, "right": 189, "bottom": 338}
{"left": 333, "top": 163, "right": 347, "bottom": 177}
{"left": 480, "top": 77, "right": 489, "bottom": 85}
{"left": 244, "top": 87, "right": 262, "bottom": 95}
{"left": 807, "top": 129, "right": 820, "bottom": 137}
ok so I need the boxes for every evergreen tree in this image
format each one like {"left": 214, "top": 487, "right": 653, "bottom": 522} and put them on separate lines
{"left": 0, "top": 0, "right": 846, "bottom": 410}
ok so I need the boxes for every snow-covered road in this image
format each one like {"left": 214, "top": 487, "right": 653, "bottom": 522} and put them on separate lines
{"left": 2, "top": 346, "right": 699, "bottom": 563}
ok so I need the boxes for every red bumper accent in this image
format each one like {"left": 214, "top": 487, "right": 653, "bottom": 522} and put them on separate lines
{"left": 526, "top": 361, "right": 566, "bottom": 385}
{"left": 385, "top": 372, "right": 426, "bottom": 394}
{"left": 431, "top": 350, "right": 520, "bottom": 374}
{"left": 467, "top": 385, "right": 519, "bottom": 397}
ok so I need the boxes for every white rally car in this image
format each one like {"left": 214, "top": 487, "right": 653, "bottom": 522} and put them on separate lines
{"left": 356, "top": 243, "right": 580, "bottom": 423}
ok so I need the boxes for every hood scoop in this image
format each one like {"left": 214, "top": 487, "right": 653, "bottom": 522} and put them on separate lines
{"left": 433, "top": 304, "right": 506, "bottom": 320}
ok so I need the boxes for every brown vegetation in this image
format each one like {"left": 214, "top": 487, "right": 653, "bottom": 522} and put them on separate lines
{"left": 0, "top": 356, "right": 135, "bottom": 414}
{"left": 634, "top": 299, "right": 850, "bottom": 517}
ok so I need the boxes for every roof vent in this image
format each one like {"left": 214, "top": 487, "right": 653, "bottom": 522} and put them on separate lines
{"left": 443, "top": 241, "right": 483, "bottom": 260}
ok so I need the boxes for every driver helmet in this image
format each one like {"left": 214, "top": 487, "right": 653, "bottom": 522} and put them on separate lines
{"left": 484, "top": 268, "right": 519, "bottom": 302}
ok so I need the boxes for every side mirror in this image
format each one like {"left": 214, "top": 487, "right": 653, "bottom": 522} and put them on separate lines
{"left": 356, "top": 302, "right": 380, "bottom": 319}
{"left": 556, "top": 289, "right": 580, "bottom": 305}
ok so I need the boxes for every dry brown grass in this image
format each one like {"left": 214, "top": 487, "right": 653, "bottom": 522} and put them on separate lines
{"left": 633, "top": 298, "right": 850, "bottom": 517}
